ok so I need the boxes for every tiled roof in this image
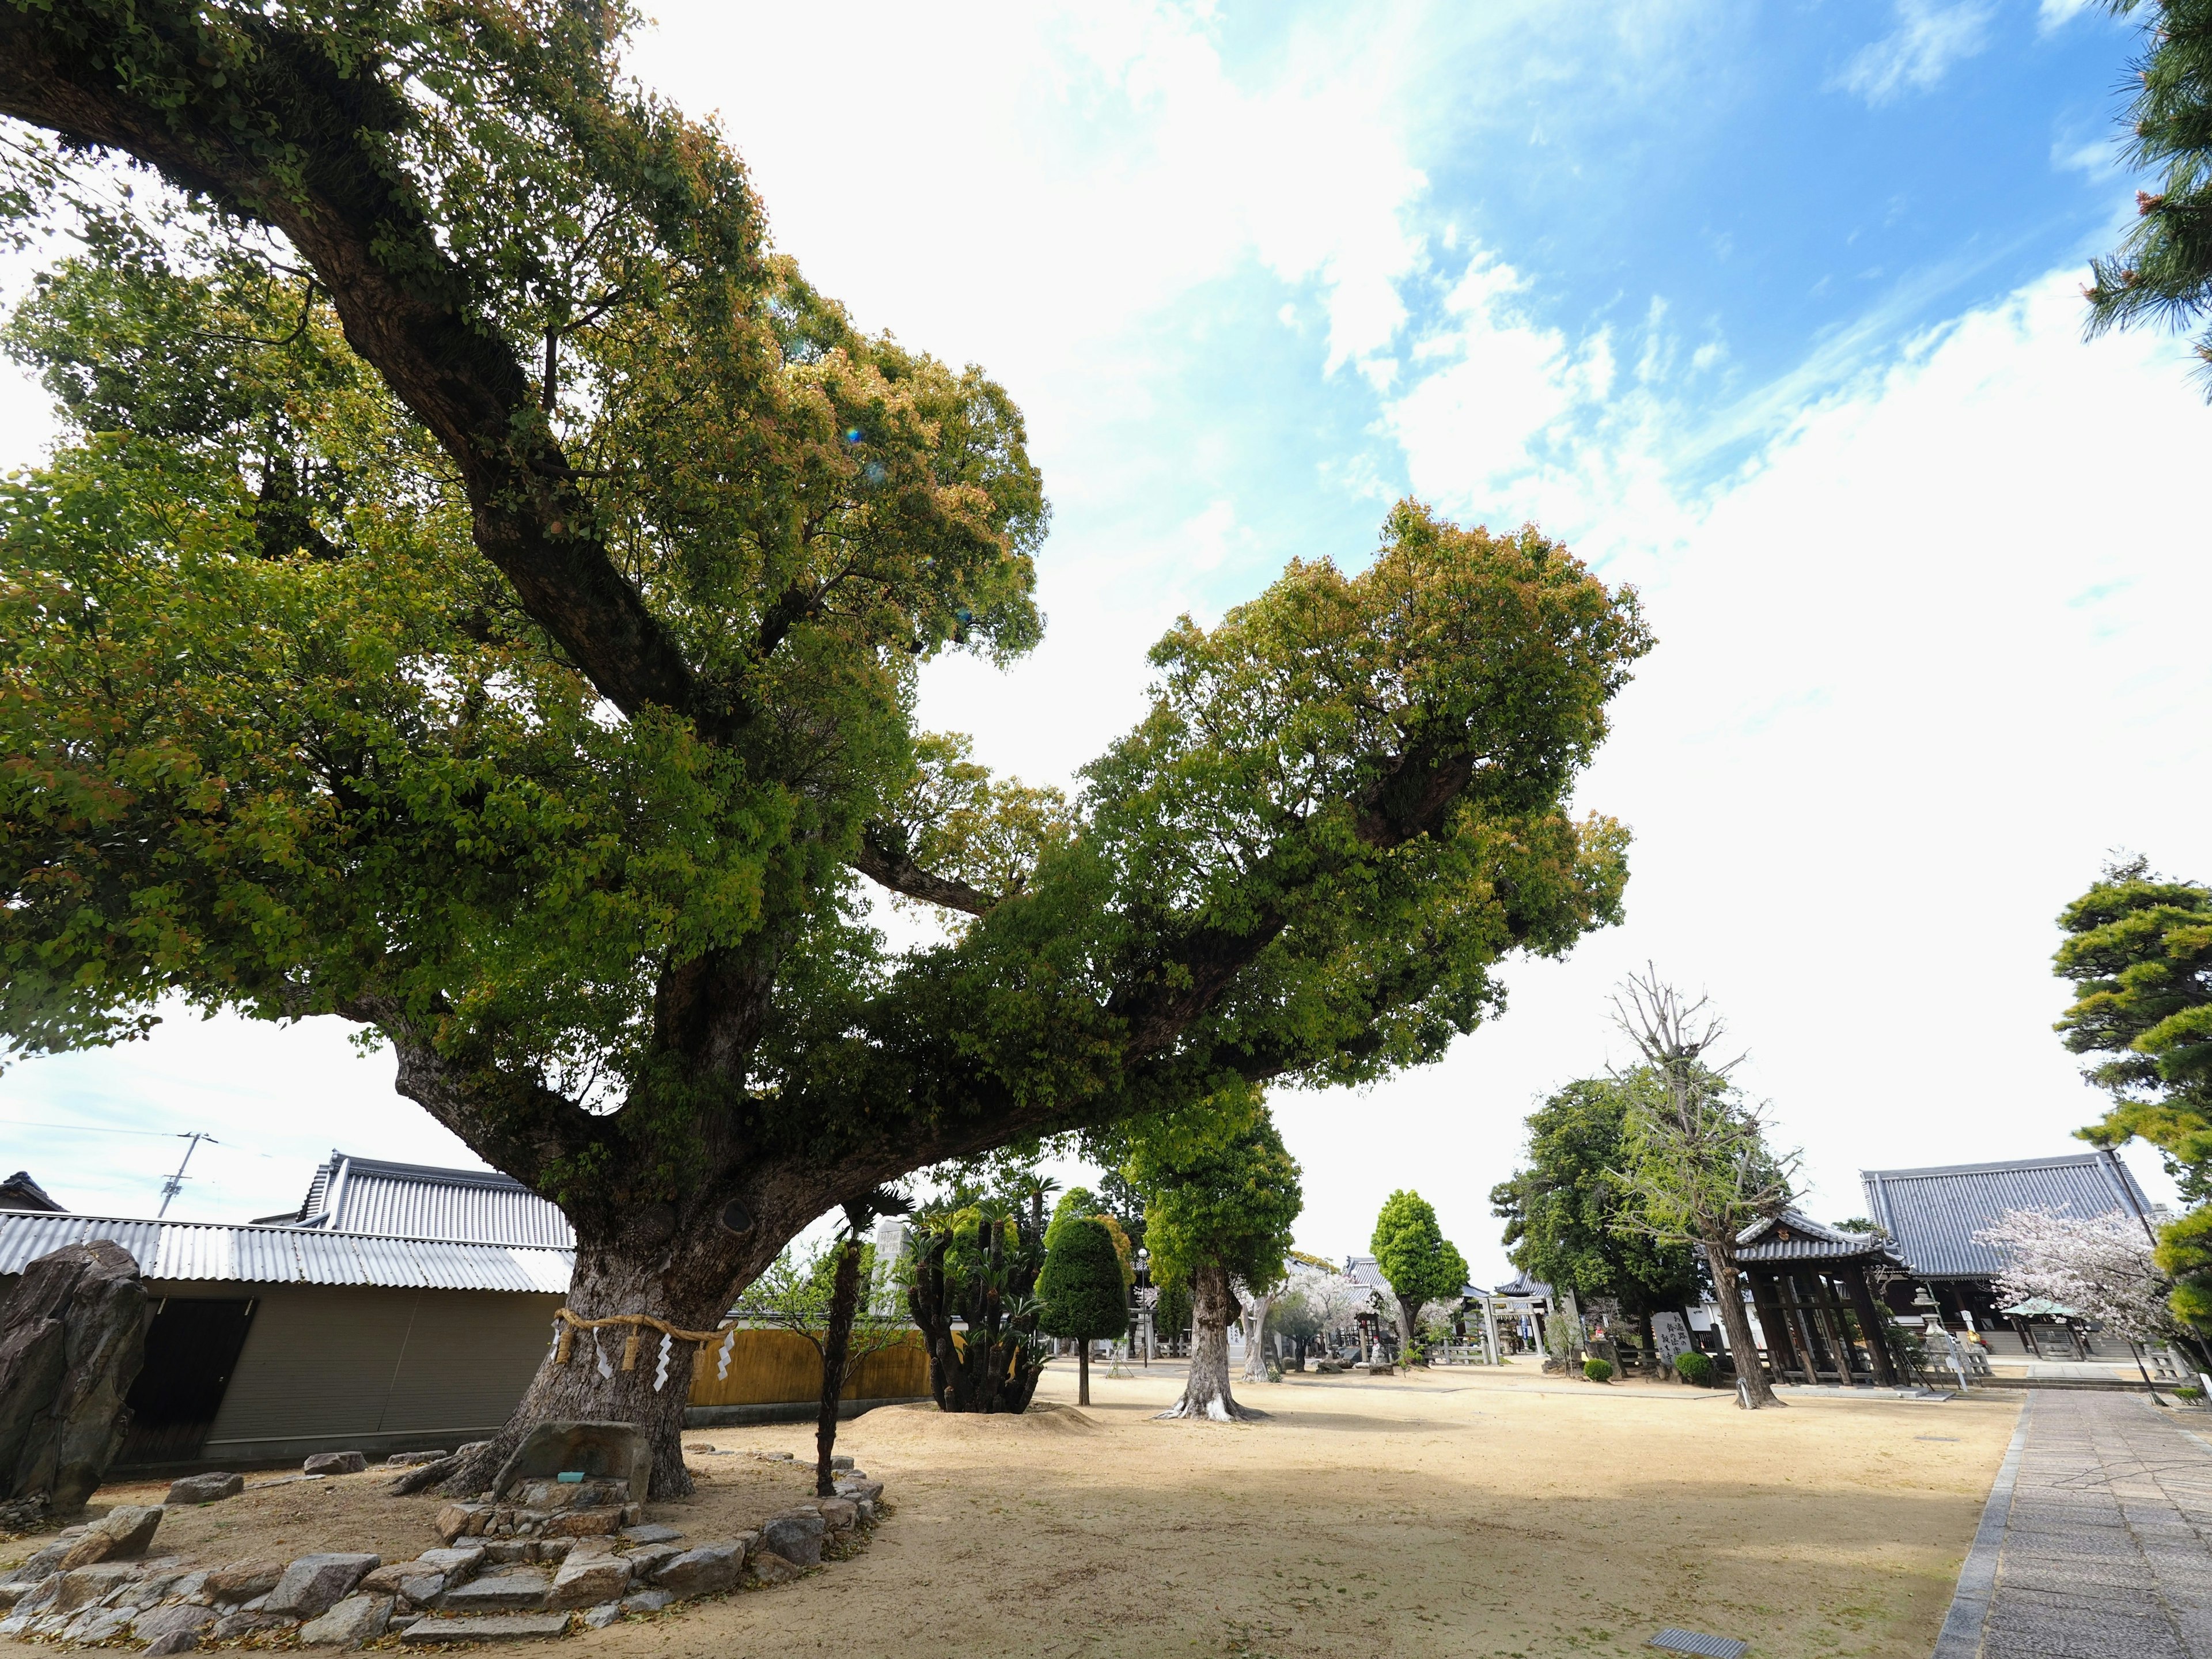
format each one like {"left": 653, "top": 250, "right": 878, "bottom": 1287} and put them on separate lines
{"left": 0, "top": 1172, "right": 63, "bottom": 1213}
{"left": 259, "top": 1151, "right": 575, "bottom": 1248}
{"left": 1493, "top": 1271, "right": 1553, "bottom": 1300}
{"left": 1733, "top": 1208, "right": 1904, "bottom": 1266}
{"left": 1859, "top": 1151, "right": 2154, "bottom": 1279}
{"left": 0, "top": 1209, "right": 573, "bottom": 1294}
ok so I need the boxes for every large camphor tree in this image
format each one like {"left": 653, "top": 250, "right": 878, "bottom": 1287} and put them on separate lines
{"left": 0, "top": 1, "right": 1649, "bottom": 1494}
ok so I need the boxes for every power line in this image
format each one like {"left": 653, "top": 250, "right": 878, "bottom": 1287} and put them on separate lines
{"left": 0, "top": 1118, "right": 203, "bottom": 1139}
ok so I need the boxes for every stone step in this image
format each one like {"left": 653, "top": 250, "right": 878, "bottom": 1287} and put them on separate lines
{"left": 400, "top": 1612, "right": 574, "bottom": 1644}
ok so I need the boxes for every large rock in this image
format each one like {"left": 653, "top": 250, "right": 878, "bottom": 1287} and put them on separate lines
{"left": 298, "top": 1592, "right": 394, "bottom": 1646}
{"left": 302, "top": 1450, "right": 367, "bottom": 1476}
{"left": 203, "top": 1559, "right": 285, "bottom": 1601}
{"left": 264, "top": 1552, "right": 381, "bottom": 1619}
{"left": 650, "top": 1540, "right": 744, "bottom": 1598}
{"left": 165, "top": 1472, "right": 244, "bottom": 1506}
{"left": 0, "top": 1242, "right": 149, "bottom": 1509}
{"left": 815, "top": 1497, "right": 858, "bottom": 1532}
{"left": 616, "top": 1543, "right": 680, "bottom": 1580}
{"left": 512, "top": 1476, "right": 627, "bottom": 1513}
{"left": 546, "top": 1550, "right": 630, "bottom": 1608}
{"left": 491, "top": 1422, "right": 650, "bottom": 1505}
{"left": 757, "top": 1509, "right": 824, "bottom": 1568}
{"left": 745, "top": 1550, "right": 802, "bottom": 1585}
{"left": 132, "top": 1604, "right": 218, "bottom": 1647}
{"left": 51, "top": 1560, "right": 142, "bottom": 1612}
{"left": 540, "top": 1505, "right": 623, "bottom": 1538}
{"left": 618, "top": 1522, "right": 681, "bottom": 1547}
{"left": 56, "top": 1503, "right": 161, "bottom": 1567}
{"left": 434, "top": 1502, "right": 495, "bottom": 1543}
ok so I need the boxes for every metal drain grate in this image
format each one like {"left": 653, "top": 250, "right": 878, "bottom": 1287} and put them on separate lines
{"left": 1649, "top": 1630, "right": 1749, "bottom": 1659}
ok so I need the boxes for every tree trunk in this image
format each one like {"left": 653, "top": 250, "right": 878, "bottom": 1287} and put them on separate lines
{"left": 1241, "top": 1292, "right": 1274, "bottom": 1382}
{"left": 1634, "top": 1304, "right": 1660, "bottom": 1378}
{"left": 1703, "top": 1238, "right": 1780, "bottom": 1408}
{"left": 814, "top": 1234, "right": 864, "bottom": 1498}
{"left": 1077, "top": 1344, "right": 1090, "bottom": 1407}
{"left": 1393, "top": 1294, "right": 1418, "bottom": 1361}
{"left": 1159, "top": 1261, "right": 1259, "bottom": 1421}
{"left": 447, "top": 1232, "right": 751, "bottom": 1500}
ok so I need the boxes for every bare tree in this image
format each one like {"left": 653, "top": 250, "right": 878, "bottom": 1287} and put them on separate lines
{"left": 1609, "top": 969, "right": 1798, "bottom": 1409}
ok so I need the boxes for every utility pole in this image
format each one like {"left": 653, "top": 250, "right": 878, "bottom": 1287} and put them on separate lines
{"left": 157, "top": 1132, "right": 218, "bottom": 1218}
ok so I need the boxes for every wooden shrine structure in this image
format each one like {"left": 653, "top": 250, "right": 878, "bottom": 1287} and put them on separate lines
{"left": 1733, "top": 1210, "right": 1909, "bottom": 1385}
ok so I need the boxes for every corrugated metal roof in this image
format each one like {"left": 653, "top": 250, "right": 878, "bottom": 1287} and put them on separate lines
{"left": 1858, "top": 1151, "right": 2154, "bottom": 1279}
{"left": 271, "top": 1151, "right": 574, "bottom": 1248}
{"left": 0, "top": 1209, "right": 573, "bottom": 1294}
{"left": 1734, "top": 1208, "right": 1904, "bottom": 1266}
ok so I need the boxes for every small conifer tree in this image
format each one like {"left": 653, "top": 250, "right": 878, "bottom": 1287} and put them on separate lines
{"left": 1037, "top": 1217, "right": 1128, "bottom": 1406}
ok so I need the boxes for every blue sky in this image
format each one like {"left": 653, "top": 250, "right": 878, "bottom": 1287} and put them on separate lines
{"left": 4, "top": 1, "right": 2206, "bottom": 1277}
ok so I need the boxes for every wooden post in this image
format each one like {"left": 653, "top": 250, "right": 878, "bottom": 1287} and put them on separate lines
{"left": 1811, "top": 1272, "right": 1862, "bottom": 1386}
{"left": 1781, "top": 1277, "right": 1826, "bottom": 1382}
{"left": 1746, "top": 1271, "right": 1797, "bottom": 1382}
{"left": 1843, "top": 1266, "right": 1896, "bottom": 1386}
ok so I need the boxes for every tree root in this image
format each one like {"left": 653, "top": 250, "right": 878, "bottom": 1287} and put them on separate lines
{"left": 1154, "top": 1397, "right": 1269, "bottom": 1423}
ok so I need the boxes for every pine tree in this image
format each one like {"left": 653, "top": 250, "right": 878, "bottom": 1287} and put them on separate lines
{"left": 2084, "top": 1, "right": 2212, "bottom": 393}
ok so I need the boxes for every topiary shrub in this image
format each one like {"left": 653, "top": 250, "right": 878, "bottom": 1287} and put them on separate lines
{"left": 1673, "top": 1350, "right": 1715, "bottom": 1387}
{"left": 1582, "top": 1357, "right": 1613, "bottom": 1383}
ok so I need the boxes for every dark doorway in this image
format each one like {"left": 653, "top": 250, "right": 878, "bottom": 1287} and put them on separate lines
{"left": 118, "top": 1297, "right": 257, "bottom": 1466}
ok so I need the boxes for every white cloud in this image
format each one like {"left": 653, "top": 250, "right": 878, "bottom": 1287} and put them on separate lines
{"left": 2037, "top": 0, "right": 2098, "bottom": 29}
{"left": 1835, "top": 1, "right": 1995, "bottom": 107}
{"left": 1314, "top": 266, "right": 2210, "bottom": 1275}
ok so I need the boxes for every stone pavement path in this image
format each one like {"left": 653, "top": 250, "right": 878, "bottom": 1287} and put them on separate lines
{"left": 1936, "top": 1389, "right": 2212, "bottom": 1658}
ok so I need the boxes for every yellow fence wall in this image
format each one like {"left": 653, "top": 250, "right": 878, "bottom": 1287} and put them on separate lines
{"left": 685, "top": 1327, "right": 929, "bottom": 1409}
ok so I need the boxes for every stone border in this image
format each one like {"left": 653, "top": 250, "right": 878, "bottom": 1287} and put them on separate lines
{"left": 0, "top": 1460, "right": 889, "bottom": 1652}
{"left": 1929, "top": 1393, "right": 2032, "bottom": 1659}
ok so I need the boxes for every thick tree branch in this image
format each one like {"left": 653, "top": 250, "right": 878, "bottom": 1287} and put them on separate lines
{"left": 851, "top": 822, "right": 994, "bottom": 915}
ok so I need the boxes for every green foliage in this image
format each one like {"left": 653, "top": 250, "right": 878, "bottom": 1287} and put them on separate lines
{"left": 1581, "top": 1357, "right": 1613, "bottom": 1383}
{"left": 2085, "top": 1, "right": 2212, "bottom": 394}
{"left": 1614, "top": 1063, "right": 1795, "bottom": 1250}
{"left": 2055, "top": 855, "right": 2212, "bottom": 1201}
{"left": 748, "top": 1239, "right": 903, "bottom": 1347}
{"left": 1265, "top": 1286, "right": 1325, "bottom": 1350}
{"left": 904, "top": 1179, "right": 1048, "bottom": 1413}
{"left": 1673, "top": 1350, "right": 1715, "bottom": 1387}
{"left": 1036, "top": 1217, "right": 1128, "bottom": 1343}
{"left": 1043, "top": 1188, "right": 1097, "bottom": 1251}
{"left": 1122, "top": 1092, "right": 1304, "bottom": 1296}
{"left": 1153, "top": 1279, "right": 1194, "bottom": 1341}
{"left": 2175, "top": 1384, "right": 2206, "bottom": 1402}
{"left": 2157, "top": 1203, "right": 2212, "bottom": 1327}
{"left": 1490, "top": 1078, "right": 1700, "bottom": 1313}
{"left": 1370, "top": 1190, "right": 1469, "bottom": 1312}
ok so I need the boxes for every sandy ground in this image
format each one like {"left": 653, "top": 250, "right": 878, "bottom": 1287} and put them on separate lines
{"left": 9, "top": 1357, "right": 2019, "bottom": 1659}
